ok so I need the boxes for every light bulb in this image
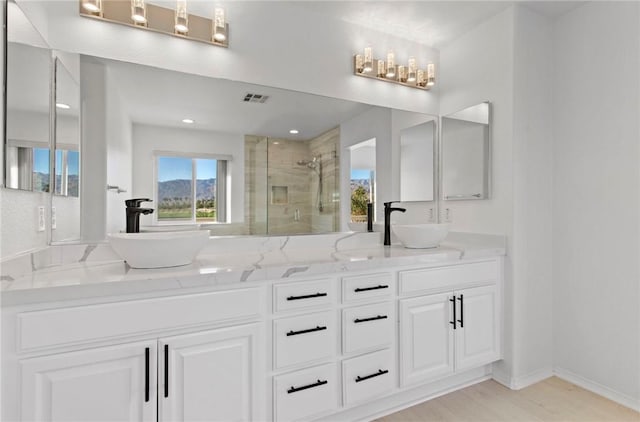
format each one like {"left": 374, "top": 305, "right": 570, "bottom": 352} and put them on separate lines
{"left": 377, "top": 60, "right": 386, "bottom": 78}
{"left": 386, "top": 51, "right": 395, "bottom": 78}
{"left": 427, "top": 63, "right": 435, "bottom": 86}
{"left": 407, "top": 57, "right": 417, "bottom": 82}
{"left": 213, "top": 7, "right": 226, "bottom": 42}
{"left": 175, "top": 0, "right": 188, "bottom": 33}
{"left": 355, "top": 54, "right": 364, "bottom": 73}
{"left": 82, "top": 0, "right": 101, "bottom": 13}
{"left": 398, "top": 65, "right": 407, "bottom": 83}
{"left": 131, "top": 0, "right": 147, "bottom": 24}
{"left": 363, "top": 47, "right": 373, "bottom": 73}
{"left": 417, "top": 69, "right": 426, "bottom": 87}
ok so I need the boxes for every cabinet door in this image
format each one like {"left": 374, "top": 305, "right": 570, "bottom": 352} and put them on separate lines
{"left": 399, "top": 292, "right": 454, "bottom": 387}
{"left": 159, "top": 324, "right": 261, "bottom": 422}
{"left": 20, "top": 341, "right": 157, "bottom": 422}
{"left": 455, "top": 284, "right": 500, "bottom": 371}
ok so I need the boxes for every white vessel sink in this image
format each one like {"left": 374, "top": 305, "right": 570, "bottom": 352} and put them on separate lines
{"left": 391, "top": 223, "right": 450, "bottom": 249}
{"left": 108, "top": 231, "right": 209, "bottom": 269}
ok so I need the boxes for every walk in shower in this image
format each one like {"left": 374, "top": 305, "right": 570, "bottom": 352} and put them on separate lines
{"left": 245, "top": 128, "right": 340, "bottom": 235}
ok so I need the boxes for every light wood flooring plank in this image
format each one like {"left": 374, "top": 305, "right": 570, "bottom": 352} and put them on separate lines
{"left": 375, "top": 377, "right": 639, "bottom": 422}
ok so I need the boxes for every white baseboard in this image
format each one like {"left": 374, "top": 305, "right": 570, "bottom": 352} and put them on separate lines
{"left": 492, "top": 366, "right": 553, "bottom": 390}
{"left": 554, "top": 367, "right": 640, "bottom": 412}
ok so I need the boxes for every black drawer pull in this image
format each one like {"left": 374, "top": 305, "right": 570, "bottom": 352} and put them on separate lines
{"left": 355, "top": 369, "right": 389, "bottom": 383}
{"left": 354, "top": 315, "right": 388, "bottom": 324}
{"left": 286, "top": 326, "right": 327, "bottom": 336}
{"left": 449, "top": 296, "right": 457, "bottom": 330}
{"left": 457, "top": 294, "right": 464, "bottom": 328}
{"left": 354, "top": 285, "right": 389, "bottom": 292}
{"left": 287, "top": 379, "right": 328, "bottom": 394}
{"left": 164, "top": 344, "right": 169, "bottom": 398}
{"left": 287, "top": 292, "right": 327, "bottom": 301}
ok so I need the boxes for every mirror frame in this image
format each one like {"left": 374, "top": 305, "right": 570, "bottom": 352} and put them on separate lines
{"left": 440, "top": 100, "right": 492, "bottom": 201}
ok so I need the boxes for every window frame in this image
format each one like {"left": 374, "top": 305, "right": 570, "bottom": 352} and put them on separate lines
{"left": 152, "top": 150, "right": 231, "bottom": 225}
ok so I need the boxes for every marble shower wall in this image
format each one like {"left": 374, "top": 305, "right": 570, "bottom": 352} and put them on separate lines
{"left": 244, "top": 129, "right": 340, "bottom": 235}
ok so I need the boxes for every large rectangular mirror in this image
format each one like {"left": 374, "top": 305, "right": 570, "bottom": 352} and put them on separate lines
{"left": 441, "top": 101, "right": 491, "bottom": 200}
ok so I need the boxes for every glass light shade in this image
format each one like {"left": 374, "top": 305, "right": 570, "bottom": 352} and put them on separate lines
{"left": 363, "top": 47, "right": 373, "bottom": 72}
{"left": 427, "top": 63, "right": 435, "bottom": 86}
{"left": 175, "top": 0, "right": 188, "bottom": 33}
{"left": 82, "top": 0, "right": 101, "bottom": 13}
{"left": 355, "top": 55, "right": 364, "bottom": 73}
{"left": 377, "top": 60, "right": 386, "bottom": 78}
{"left": 386, "top": 51, "right": 395, "bottom": 78}
{"left": 213, "top": 8, "right": 226, "bottom": 42}
{"left": 131, "top": 0, "right": 147, "bottom": 24}
{"left": 398, "top": 65, "right": 407, "bottom": 83}
{"left": 417, "top": 69, "right": 426, "bottom": 87}
{"left": 407, "top": 57, "right": 417, "bottom": 82}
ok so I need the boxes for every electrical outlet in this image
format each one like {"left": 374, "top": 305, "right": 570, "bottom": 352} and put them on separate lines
{"left": 427, "top": 208, "right": 435, "bottom": 222}
{"left": 37, "top": 206, "right": 46, "bottom": 232}
{"left": 51, "top": 207, "right": 57, "bottom": 230}
{"left": 442, "top": 207, "right": 453, "bottom": 223}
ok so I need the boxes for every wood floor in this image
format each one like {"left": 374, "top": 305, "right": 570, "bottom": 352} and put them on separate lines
{"left": 376, "top": 377, "right": 639, "bottom": 422}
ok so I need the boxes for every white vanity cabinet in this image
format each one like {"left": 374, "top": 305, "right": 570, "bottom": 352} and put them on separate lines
{"left": 399, "top": 260, "right": 501, "bottom": 387}
{"left": 20, "top": 341, "right": 158, "bottom": 422}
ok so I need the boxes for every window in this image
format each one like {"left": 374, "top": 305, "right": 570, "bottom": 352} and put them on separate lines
{"left": 155, "top": 153, "right": 228, "bottom": 223}
{"left": 54, "top": 149, "right": 80, "bottom": 197}
{"left": 350, "top": 169, "right": 375, "bottom": 223}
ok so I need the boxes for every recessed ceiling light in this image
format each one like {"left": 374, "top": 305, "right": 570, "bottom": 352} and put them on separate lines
{"left": 182, "top": 118, "right": 194, "bottom": 124}
{"left": 272, "top": 142, "right": 280, "bottom": 145}
{"left": 289, "top": 129, "right": 299, "bottom": 134}
{"left": 56, "top": 103, "right": 70, "bottom": 109}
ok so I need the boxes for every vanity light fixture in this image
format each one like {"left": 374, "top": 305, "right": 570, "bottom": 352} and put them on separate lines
{"left": 182, "top": 118, "right": 195, "bottom": 124}
{"left": 56, "top": 103, "right": 71, "bottom": 110}
{"left": 131, "top": 0, "right": 147, "bottom": 25}
{"left": 212, "top": 7, "right": 226, "bottom": 42}
{"left": 174, "top": 0, "right": 188, "bottom": 34}
{"left": 81, "top": 0, "right": 101, "bottom": 14}
{"left": 79, "top": 0, "right": 229, "bottom": 48}
{"left": 353, "top": 48, "right": 436, "bottom": 90}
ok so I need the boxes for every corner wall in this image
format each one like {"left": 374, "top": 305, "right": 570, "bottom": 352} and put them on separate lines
{"left": 552, "top": 2, "right": 640, "bottom": 409}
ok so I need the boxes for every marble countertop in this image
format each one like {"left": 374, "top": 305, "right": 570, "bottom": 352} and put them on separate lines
{"left": 1, "top": 232, "right": 506, "bottom": 306}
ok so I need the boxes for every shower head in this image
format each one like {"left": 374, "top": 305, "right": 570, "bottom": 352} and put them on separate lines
{"left": 297, "top": 156, "right": 319, "bottom": 169}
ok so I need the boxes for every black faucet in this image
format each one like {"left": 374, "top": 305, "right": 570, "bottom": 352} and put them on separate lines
{"left": 383, "top": 201, "right": 406, "bottom": 246}
{"left": 125, "top": 198, "right": 154, "bottom": 233}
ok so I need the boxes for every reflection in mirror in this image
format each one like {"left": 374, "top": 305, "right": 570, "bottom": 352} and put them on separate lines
{"left": 441, "top": 102, "right": 491, "bottom": 200}
{"left": 5, "top": 2, "right": 51, "bottom": 191}
{"left": 85, "top": 56, "right": 368, "bottom": 236}
{"left": 400, "top": 119, "right": 436, "bottom": 202}
{"left": 348, "top": 138, "right": 376, "bottom": 224}
{"left": 51, "top": 55, "right": 81, "bottom": 242}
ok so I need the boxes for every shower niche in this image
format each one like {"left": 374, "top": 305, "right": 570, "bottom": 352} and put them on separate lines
{"left": 245, "top": 129, "right": 340, "bottom": 236}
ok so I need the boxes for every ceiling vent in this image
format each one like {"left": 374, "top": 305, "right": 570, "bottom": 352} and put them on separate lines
{"left": 243, "top": 93, "right": 269, "bottom": 103}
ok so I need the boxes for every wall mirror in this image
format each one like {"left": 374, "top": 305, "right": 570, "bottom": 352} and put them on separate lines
{"left": 4, "top": 2, "right": 50, "bottom": 192}
{"left": 400, "top": 118, "right": 436, "bottom": 202}
{"left": 51, "top": 55, "right": 81, "bottom": 242}
{"left": 348, "top": 138, "right": 376, "bottom": 224}
{"left": 441, "top": 101, "right": 491, "bottom": 200}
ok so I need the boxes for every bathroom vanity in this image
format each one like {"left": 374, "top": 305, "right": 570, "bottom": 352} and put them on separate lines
{"left": 1, "top": 232, "right": 504, "bottom": 421}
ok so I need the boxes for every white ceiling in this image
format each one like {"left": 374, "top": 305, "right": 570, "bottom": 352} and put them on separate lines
{"left": 100, "top": 57, "right": 375, "bottom": 140}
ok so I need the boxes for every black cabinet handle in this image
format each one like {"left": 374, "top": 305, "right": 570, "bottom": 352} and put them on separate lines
{"left": 457, "top": 294, "right": 464, "bottom": 328}
{"left": 287, "top": 292, "right": 327, "bottom": 301}
{"left": 355, "top": 369, "right": 389, "bottom": 383}
{"left": 164, "top": 344, "right": 169, "bottom": 398}
{"left": 354, "top": 285, "right": 389, "bottom": 292}
{"left": 286, "top": 326, "right": 327, "bottom": 336}
{"left": 287, "top": 379, "right": 328, "bottom": 394}
{"left": 449, "top": 296, "right": 457, "bottom": 329}
{"left": 144, "top": 347, "right": 150, "bottom": 403}
{"left": 354, "top": 315, "right": 388, "bottom": 324}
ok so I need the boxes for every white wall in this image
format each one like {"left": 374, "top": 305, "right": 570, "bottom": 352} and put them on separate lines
{"left": 20, "top": 0, "right": 439, "bottom": 116}
{"left": 105, "top": 70, "right": 132, "bottom": 234}
{"left": 131, "top": 124, "right": 245, "bottom": 226}
{"left": 552, "top": 2, "right": 640, "bottom": 409}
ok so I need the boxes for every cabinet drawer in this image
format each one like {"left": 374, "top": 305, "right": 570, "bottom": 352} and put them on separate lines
{"left": 342, "top": 302, "right": 393, "bottom": 354}
{"left": 17, "top": 288, "right": 262, "bottom": 352}
{"left": 274, "top": 363, "right": 338, "bottom": 422}
{"left": 399, "top": 260, "right": 498, "bottom": 294}
{"left": 342, "top": 349, "right": 394, "bottom": 406}
{"left": 273, "top": 278, "right": 334, "bottom": 313}
{"left": 273, "top": 311, "right": 336, "bottom": 369}
{"left": 342, "top": 273, "right": 392, "bottom": 303}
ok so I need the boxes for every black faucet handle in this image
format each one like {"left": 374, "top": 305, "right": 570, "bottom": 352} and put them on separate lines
{"left": 384, "top": 201, "right": 400, "bottom": 208}
{"left": 125, "top": 198, "right": 153, "bottom": 207}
